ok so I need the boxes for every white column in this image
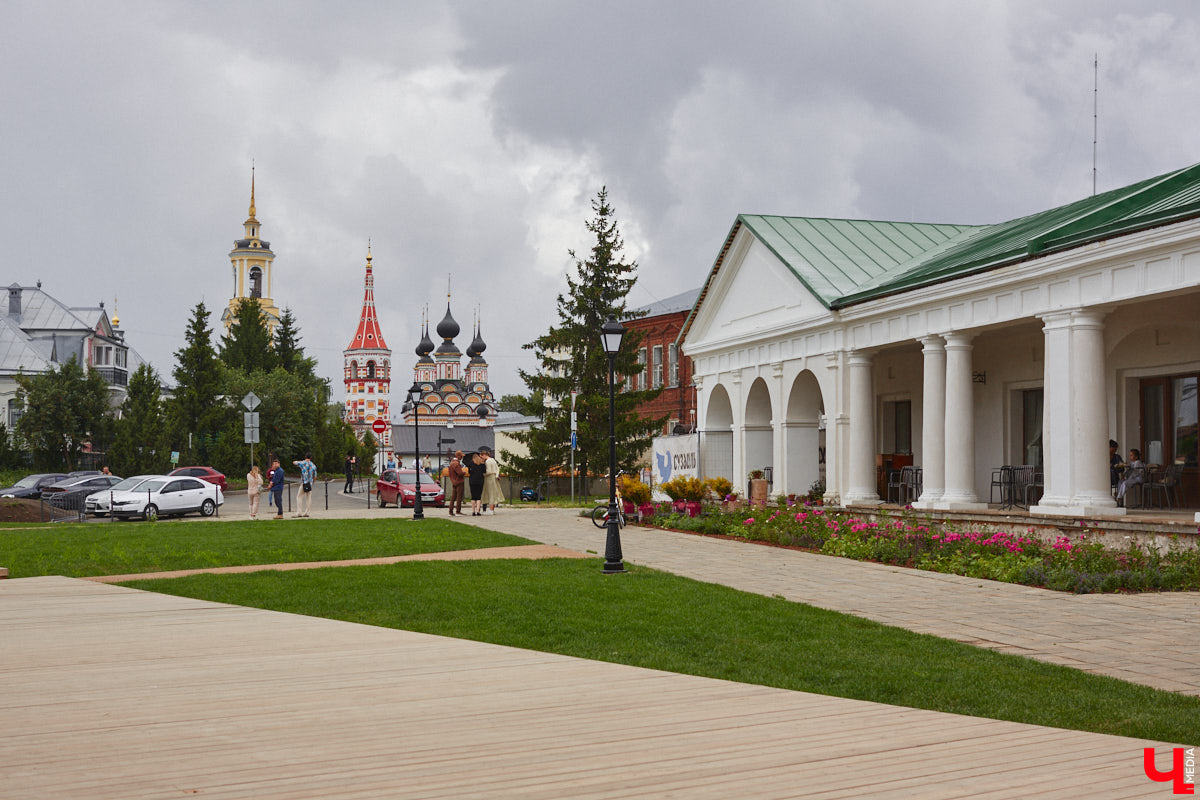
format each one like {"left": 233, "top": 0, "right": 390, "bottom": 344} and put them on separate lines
{"left": 912, "top": 335, "right": 945, "bottom": 509}
{"left": 1032, "top": 309, "right": 1124, "bottom": 517}
{"left": 771, "top": 364, "right": 786, "bottom": 496}
{"left": 824, "top": 352, "right": 844, "bottom": 504}
{"left": 938, "top": 332, "right": 986, "bottom": 509}
{"left": 845, "top": 351, "right": 880, "bottom": 505}
{"left": 730, "top": 373, "right": 744, "bottom": 494}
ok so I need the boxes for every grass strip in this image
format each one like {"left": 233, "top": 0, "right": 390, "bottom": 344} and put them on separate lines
{"left": 0, "top": 518, "right": 533, "bottom": 577}
{"left": 124, "top": 558, "right": 1199, "bottom": 745}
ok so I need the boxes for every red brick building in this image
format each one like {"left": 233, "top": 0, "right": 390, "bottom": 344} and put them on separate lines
{"left": 624, "top": 288, "right": 701, "bottom": 435}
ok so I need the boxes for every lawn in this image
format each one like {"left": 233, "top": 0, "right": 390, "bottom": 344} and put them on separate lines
{"left": 125, "top": 557, "right": 1200, "bottom": 745}
{"left": 0, "top": 518, "right": 533, "bottom": 577}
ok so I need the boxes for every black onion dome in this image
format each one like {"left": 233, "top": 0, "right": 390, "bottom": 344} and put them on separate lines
{"left": 467, "top": 323, "right": 486, "bottom": 359}
{"left": 415, "top": 323, "right": 435, "bottom": 359}
{"left": 435, "top": 303, "right": 460, "bottom": 340}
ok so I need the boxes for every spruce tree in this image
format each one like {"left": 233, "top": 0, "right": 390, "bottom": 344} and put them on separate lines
{"left": 108, "top": 363, "right": 171, "bottom": 474}
{"left": 169, "top": 302, "right": 227, "bottom": 463}
{"left": 504, "top": 188, "right": 664, "bottom": 482}
{"left": 221, "top": 297, "right": 276, "bottom": 374}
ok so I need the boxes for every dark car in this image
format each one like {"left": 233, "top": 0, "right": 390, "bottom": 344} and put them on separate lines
{"left": 43, "top": 474, "right": 124, "bottom": 510}
{"left": 376, "top": 469, "right": 445, "bottom": 508}
{"left": 0, "top": 473, "right": 69, "bottom": 499}
{"left": 168, "top": 466, "right": 228, "bottom": 492}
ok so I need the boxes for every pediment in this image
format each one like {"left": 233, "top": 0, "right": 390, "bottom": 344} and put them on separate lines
{"left": 685, "top": 230, "right": 831, "bottom": 351}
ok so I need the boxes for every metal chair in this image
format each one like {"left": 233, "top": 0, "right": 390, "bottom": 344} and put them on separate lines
{"left": 1146, "top": 463, "right": 1185, "bottom": 509}
{"left": 901, "top": 466, "right": 922, "bottom": 505}
{"left": 1022, "top": 467, "right": 1043, "bottom": 508}
{"left": 886, "top": 469, "right": 905, "bottom": 504}
{"left": 989, "top": 467, "right": 1007, "bottom": 505}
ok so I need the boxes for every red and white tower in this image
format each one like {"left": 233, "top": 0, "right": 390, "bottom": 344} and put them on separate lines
{"left": 343, "top": 245, "right": 392, "bottom": 455}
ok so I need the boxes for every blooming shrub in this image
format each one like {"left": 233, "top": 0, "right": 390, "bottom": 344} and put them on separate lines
{"left": 648, "top": 504, "right": 1200, "bottom": 594}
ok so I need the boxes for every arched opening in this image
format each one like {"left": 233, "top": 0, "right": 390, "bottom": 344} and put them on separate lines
{"left": 785, "top": 370, "right": 825, "bottom": 496}
{"left": 703, "top": 383, "right": 735, "bottom": 482}
{"left": 349, "top": 360, "right": 358, "bottom": 380}
{"left": 249, "top": 267, "right": 263, "bottom": 299}
{"left": 367, "top": 360, "right": 376, "bottom": 379}
{"left": 745, "top": 378, "right": 773, "bottom": 487}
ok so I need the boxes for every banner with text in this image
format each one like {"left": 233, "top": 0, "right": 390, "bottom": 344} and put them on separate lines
{"left": 651, "top": 433, "right": 700, "bottom": 486}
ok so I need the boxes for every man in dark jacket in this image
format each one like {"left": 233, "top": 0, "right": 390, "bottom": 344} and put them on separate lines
{"left": 269, "top": 458, "right": 285, "bottom": 519}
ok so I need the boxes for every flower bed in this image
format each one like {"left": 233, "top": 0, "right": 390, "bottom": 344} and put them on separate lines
{"left": 645, "top": 502, "right": 1200, "bottom": 593}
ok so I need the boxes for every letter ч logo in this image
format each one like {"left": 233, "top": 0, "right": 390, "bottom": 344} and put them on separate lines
{"left": 1144, "top": 748, "right": 1195, "bottom": 795}
{"left": 655, "top": 451, "right": 671, "bottom": 481}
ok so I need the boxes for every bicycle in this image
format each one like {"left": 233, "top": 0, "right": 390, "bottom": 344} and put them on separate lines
{"left": 591, "top": 494, "right": 626, "bottom": 529}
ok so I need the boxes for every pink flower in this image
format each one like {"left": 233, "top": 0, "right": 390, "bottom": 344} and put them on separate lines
{"left": 743, "top": 518, "right": 755, "bottom": 525}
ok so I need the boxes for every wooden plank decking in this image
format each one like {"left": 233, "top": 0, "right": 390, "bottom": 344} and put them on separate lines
{"left": 0, "top": 576, "right": 1183, "bottom": 799}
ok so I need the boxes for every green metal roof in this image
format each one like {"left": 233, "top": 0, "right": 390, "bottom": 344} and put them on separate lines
{"left": 738, "top": 216, "right": 980, "bottom": 308}
{"left": 834, "top": 162, "right": 1200, "bottom": 307}
{"left": 678, "top": 161, "right": 1200, "bottom": 347}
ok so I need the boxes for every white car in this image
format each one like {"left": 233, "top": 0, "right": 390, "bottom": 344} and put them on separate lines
{"left": 107, "top": 476, "right": 224, "bottom": 520}
{"left": 86, "top": 475, "right": 162, "bottom": 517}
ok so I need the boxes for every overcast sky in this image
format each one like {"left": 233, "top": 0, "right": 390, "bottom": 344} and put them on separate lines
{"left": 4, "top": 1, "right": 1200, "bottom": 398}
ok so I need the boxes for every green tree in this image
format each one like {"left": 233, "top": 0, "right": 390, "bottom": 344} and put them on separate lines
{"left": 221, "top": 298, "right": 277, "bottom": 374}
{"left": 108, "top": 363, "right": 171, "bottom": 475}
{"left": 14, "top": 355, "right": 113, "bottom": 470}
{"left": 169, "top": 302, "right": 227, "bottom": 464}
{"left": 503, "top": 188, "right": 665, "bottom": 481}
{"left": 273, "top": 307, "right": 318, "bottom": 381}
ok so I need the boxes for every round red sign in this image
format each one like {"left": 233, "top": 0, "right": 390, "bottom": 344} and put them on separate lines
{"left": 371, "top": 419, "right": 387, "bottom": 434}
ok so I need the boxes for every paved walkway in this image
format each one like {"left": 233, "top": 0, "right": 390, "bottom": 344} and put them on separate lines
{"left": 449, "top": 507, "right": 1200, "bottom": 697}
{"left": 0, "top": 576, "right": 1186, "bottom": 799}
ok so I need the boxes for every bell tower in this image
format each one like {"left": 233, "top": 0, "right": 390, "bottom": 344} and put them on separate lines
{"left": 222, "top": 166, "right": 281, "bottom": 336}
{"left": 343, "top": 244, "right": 392, "bottom": 454}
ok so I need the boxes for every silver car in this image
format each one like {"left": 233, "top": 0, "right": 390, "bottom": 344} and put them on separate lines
{"left": 109, "top": 476, "right": 224, "bottom": 520}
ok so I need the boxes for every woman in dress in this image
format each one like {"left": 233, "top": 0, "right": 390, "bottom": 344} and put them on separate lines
{"left": 465, "top": 452, "right": 487, "bottom": 516}
{"left": 480, "top": 448, "right": 504, "bottom": 513}
{"left": 246, "top": 465, "right": 263, "bottom": 519}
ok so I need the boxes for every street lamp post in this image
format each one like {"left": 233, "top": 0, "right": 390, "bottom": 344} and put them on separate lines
{"left": 407, "top": 383, "right": 424, "bottom": 520}
{"left": 600, "top": 316, "right": 626, "bottom": 574}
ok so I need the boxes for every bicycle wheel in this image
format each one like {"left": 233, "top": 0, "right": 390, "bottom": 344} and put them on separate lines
{"left": 591, "top": 505, "right": 607, "bottom": 528}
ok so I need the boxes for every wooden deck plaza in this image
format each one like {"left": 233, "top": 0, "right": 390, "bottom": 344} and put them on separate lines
{"left": 1, "top": 575, "right": 1185, "bottom": 799}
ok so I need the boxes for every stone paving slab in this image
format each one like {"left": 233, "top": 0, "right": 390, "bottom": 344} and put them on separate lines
{"left": 0, "top": 576, "right": 1187, "bottom": 799}
{"left": 452, "top": 508, "right": 1200, "bottom": 696}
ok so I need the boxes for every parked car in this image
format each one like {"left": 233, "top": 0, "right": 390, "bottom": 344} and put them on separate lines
{"left": 109, "top": 476, "right": 224, "bottom": 520}
{"left": 86, "top": 475, "right": 162, "bottom": 517}
{"left": 0, "top": 473, "right": 69, "bottom": 499}
{"left": 43, "top": 474, "right": 124, "bottom": 510}
{"left": 168, "top": 466, "right": 228, "bottom": 492}
{"left": 376, "top": 469, "right": 445, "bottom": 508}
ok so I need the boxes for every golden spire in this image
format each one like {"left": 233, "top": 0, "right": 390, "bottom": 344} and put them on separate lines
{"left": 367, "top": 238, "right": 373, "bottom": 266}
{"left": 248, "top": 161, "right": 257, "bottom": 220}
{"left": 112, "top": 295, "right": 120, "bottom": 327}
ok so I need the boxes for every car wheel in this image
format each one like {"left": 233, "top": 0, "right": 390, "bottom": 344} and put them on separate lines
{"left": 200, "top": 499, "right": 216, "bottom": 517}
{"left": 377, "top": 491, "right": 386, "bottom": 508}
{"left": 144, "top": 504, "right": 158, "bottom": 522}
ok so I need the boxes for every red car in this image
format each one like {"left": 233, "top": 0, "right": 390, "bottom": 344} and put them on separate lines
{"left": 169, "top": 466, "right": 228, "bottom": 492}
{"left": 376, "top": 469, "right": 445, "bottom": 508}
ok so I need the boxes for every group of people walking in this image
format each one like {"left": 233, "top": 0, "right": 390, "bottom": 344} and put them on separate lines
{"left": 444, "top": 448, "right": 503, "bottom": 516}
{"left": 244, "top": 448, "right": 505, "bottom": 519}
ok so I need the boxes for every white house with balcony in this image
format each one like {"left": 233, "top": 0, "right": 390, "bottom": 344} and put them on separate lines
{"left": 680, "top": 163, "right": 1200, "bottom": 519}
{"left": 0, "top": 283, "right": 143, "bottom": 428}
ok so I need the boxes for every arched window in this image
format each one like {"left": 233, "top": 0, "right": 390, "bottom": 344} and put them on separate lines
{"left": 350, "top": 361, "right": 358, "bottom": 379}
{"left": 249, "top": 267, "right": 263, "bottom": 299}
{"left": 367, "top": 361, "right": 376, "bottom": 379}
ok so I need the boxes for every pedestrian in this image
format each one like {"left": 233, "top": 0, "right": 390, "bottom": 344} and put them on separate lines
{"left": 268, "top": 458, "right": 285, "bottom": 519}
{"left": 292, "top": 452, "right": 316, "bottom": 517}
{"left": 101, "top": 466, "right": 111, "bottom": 476}
{"left": 465, "top": 452, "right": 486, "bottom": 516}
{"left": 481, "top": 447, "right": 504, "bottom": 513}
{"left": 422, "top": 454, "right": 432, "bottom": 474}
{"left": 246, "top": 465, "right": 263, "bottom": 519}
{"left": 344, "top": 451, "right": 356, "bottom": 493}
{"left": 386, "top": 454, "right": 396, "bottom": 471}
{"left": 446, "top": 450, "right": 465, "bottom": 516}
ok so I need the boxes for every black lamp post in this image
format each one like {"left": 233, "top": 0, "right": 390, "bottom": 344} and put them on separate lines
{"left": 600, "top": 315, "right": 626, "bottom": 574}
{"left": 407, "top": 382, "right": 424, "bottom": 520}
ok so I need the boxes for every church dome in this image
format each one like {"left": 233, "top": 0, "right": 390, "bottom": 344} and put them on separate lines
{"left": 415, "top": 323, "right": 434, "bottom": 360}
{"left": 435, "top": 303, "right": 460, "bottom": 340}
{"left": 466, "top": 323, "right": 486, "bottom": 359}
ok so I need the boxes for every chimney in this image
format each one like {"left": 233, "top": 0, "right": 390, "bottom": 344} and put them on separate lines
{"left": 8, "top": 284, "right": 22, "bottom": 319}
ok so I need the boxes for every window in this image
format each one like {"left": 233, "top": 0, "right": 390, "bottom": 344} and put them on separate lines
{"left": 249, "top": 267, "right": 263, "bottom": 299}
{"left": 668, "top": 343, "right": 679, "bottom": 387}
{"left": 882, "top": 399, "right": 912, "bottom": 455}
{"left": 350, "top": 361, "right": 358, "bottom": 379}
{"left": 8, "top": 398, "right": 21, "bottom": 428}
{"left": 367, "top": 361, "right": 376, "bottom": 379}
{"left": 637, "top": 348, "right": 647, "bottom": 392}
{"left": 652, "top": 345, "right": 663, "bottom": 389}
{"left": 1022, "top": 389, "right": 1044, "bottom": 466}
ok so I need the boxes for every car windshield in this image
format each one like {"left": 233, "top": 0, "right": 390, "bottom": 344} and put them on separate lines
{"left": 399, "top": 473, "right": 438, "bottom": 486}
{"left": 111, "top": 477, "right": 153, "bottom": 491}
{"left": 12, "top": 476, "right": 40, "bottom": 488}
